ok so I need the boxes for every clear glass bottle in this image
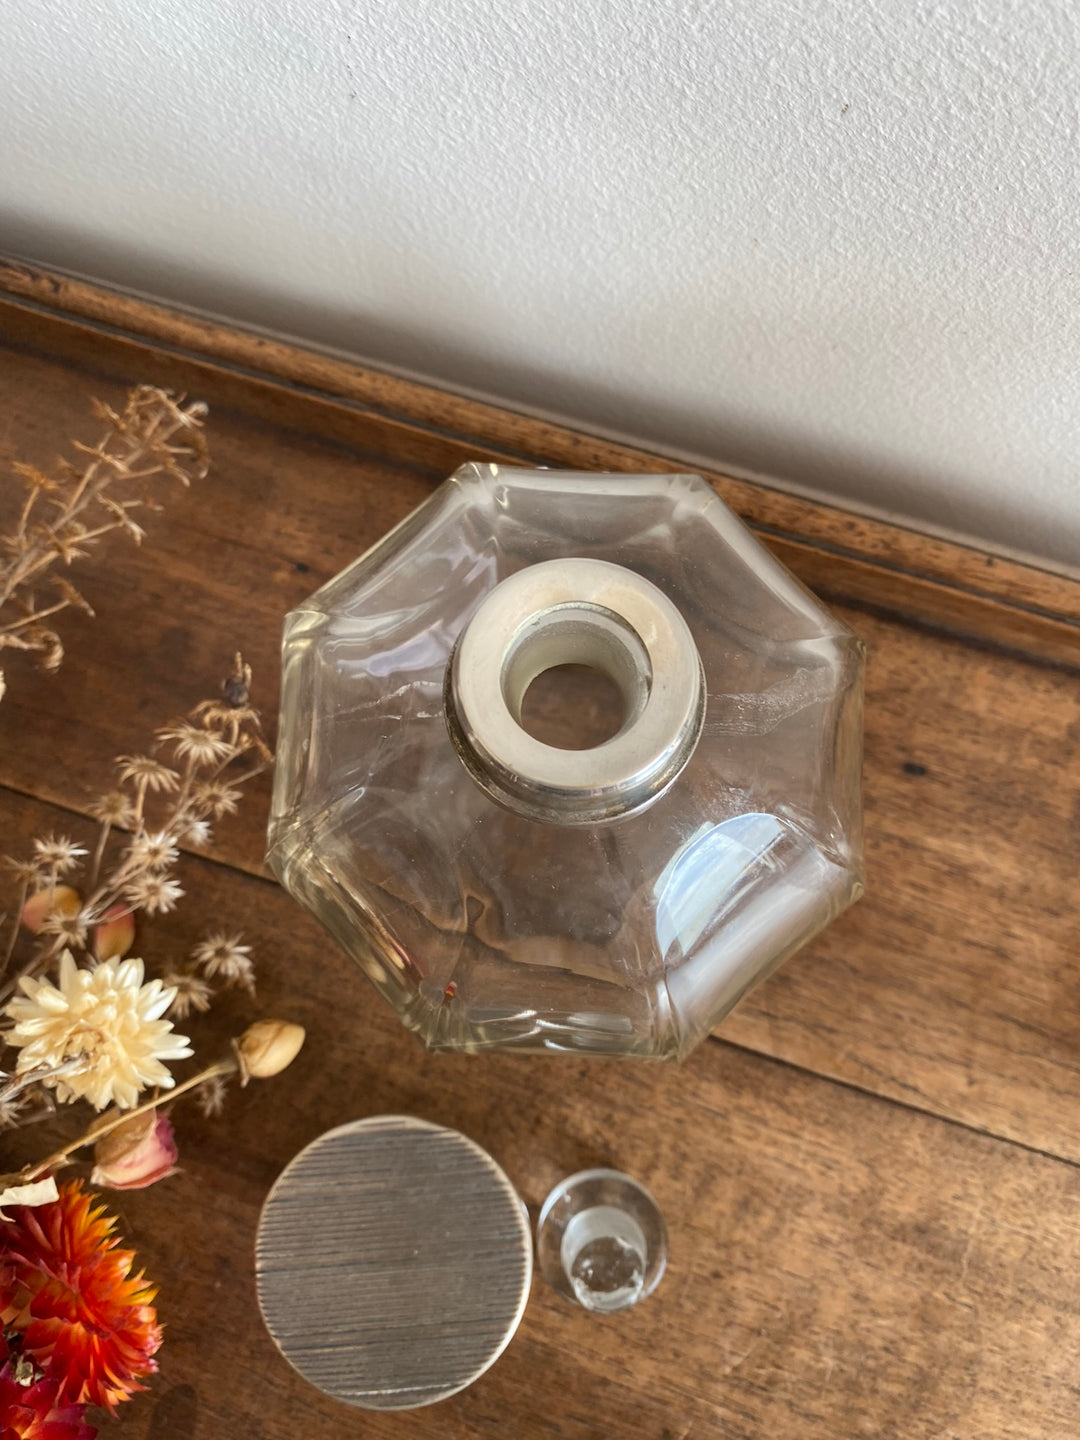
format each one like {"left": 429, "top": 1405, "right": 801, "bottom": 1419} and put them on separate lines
{"left": 268, "top": 465, "right": 863, "bottom": 1060}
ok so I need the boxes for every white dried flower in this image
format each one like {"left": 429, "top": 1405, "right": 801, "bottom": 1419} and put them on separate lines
{"left": 117, "top": 755, "right": 179, "bottom": 793}
{"left": 191, "top": 933, "right": 253, "bottom": 988}
{"left": 191, "top": 781, "right": 241, "bottom": 819}
{"left": 160, "top": 971, "right": 213, "bottom": 1018}
{"left": 38, "top": 906, "right": 92, "bottom": 949}
{"left": 192, "top": 697, "right": 256, "bottom": 727}
{"left": 196, "top": 1073, "right": 228, "bottom": 1117}
{"left": 2, "top": 856, "right": 43, "bottom": 885}
{"left": 174, "top": 814, "right": 212, "bottom": 847}
{"left": 157, "top": 722, "right": 233, "bottom": 766}
{"left": 4, "top": 950, "right": 192, "bottom": 1110}
{"left": 124, "top": 873, "right": 184, "bottom": 915}
{"left": 32, "top": 836, "right": 88, "bottom": 875}
{"left": 88, "top": 790, "right": 137, "bottom": 829}
{"left": 0, "top": 1088, "right": 32, "bottom": 1130}
{"left": 125, "top": 829, "right": 179, "bottom": 872}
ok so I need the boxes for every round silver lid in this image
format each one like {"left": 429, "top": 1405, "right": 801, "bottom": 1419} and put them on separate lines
{"left": 255, "top": 1115, "right": 532, "bottom": 1410}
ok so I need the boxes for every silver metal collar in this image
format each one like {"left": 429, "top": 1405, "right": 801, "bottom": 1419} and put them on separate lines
{"left": 446, "top": 558, "right": 705, "bottom": 824}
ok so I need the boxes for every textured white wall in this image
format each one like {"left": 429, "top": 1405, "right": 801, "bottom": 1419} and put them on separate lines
{"left": 2, "top": 0, "right": 1078, "bottom": 568}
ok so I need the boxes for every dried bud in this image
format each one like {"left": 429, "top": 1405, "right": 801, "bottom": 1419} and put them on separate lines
{"left": 235, "top": 1020, "right": 305, "bottom": 1084}
{"left": 93, "top": 903, "right": 136, "bottom": 961}
{"left": 222, "top": 652, "right": 252, "bottom": 708}
{"left": 20, "top": 885, "right": 81, "bottom": 933}
{"left": 90, "top": 1108, "right": 178, "bottom": 1190}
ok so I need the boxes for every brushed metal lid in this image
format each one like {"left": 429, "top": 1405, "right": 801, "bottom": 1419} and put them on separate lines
{"left": 255, "top": 1115, "right": 532, "bottom": 1410}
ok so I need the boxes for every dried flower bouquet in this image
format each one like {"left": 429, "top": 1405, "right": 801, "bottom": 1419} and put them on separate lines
{"left": 0, "top": 391, "right": 304, "bottom": 1438}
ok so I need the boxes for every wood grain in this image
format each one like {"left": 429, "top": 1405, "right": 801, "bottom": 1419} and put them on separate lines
{"left": 4, "top": 266, "right": 1080, "bottom": 1438}
{"left": 1, "top": 330, "right": 1078, "bottom": 1167}
{"left": 2, "top": 262, "right": 1079, "bottom": 666}
{"left": 723, "top": 613, "right": 1080, "bottom": 1158}
{"left": 3, "top": 788, "right": 1080, "bottom": 1440}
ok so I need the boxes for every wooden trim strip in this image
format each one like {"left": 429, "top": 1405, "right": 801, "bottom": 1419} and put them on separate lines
{"left": 3, "top": 256, "right": 1078, "bottom": 661}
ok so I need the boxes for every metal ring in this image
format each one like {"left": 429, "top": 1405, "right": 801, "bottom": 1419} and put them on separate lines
{"left": 446, "top": 558, "right": 705, "bottom": 824}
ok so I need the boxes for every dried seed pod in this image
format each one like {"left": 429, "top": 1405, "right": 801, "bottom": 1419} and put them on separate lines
{"left": 235, "top": 1020, "right": 305, "bottom": 1084}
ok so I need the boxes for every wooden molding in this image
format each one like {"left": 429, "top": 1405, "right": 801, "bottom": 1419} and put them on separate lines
{"left": 2, "top": 255, "right": 1078, "bottom": 666}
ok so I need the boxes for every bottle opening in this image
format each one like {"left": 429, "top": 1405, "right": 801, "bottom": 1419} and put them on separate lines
{"left": 447, "top": 558, "right": 705, "bottom": 825}
{"left": 517, "top": 663, "right": 629, "bottom": 750}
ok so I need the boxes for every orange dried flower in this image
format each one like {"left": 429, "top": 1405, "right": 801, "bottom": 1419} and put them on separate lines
{"left": 0, "top": 1181, "right": 161, "bottom": 1413}
{"left": 0, "top": 1363, "right": 96, "bottom": 1439}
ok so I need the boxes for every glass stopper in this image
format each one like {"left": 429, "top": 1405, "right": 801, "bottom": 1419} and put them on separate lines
{"left": 536, "top": 1168, "right": 667, "bottom": 1313}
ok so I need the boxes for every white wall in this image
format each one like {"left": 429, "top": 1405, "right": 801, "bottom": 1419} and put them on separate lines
{"left": 3, "top": 0, "right": 1078, "bottom": 569}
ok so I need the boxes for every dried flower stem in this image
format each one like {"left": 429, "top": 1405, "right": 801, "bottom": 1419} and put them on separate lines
{"left": 0, "top": 386, "right": 208, "bottom": 695}
{"left": 3, "top": 1055, "right": 239, "bottom": 1186}
{"left": 88, "top": 819, "right": 111, "bottom": 890}
{"left": 0, "top": 877, "right": 28, "bottom": 975}
{"left": 0, "top": 1057, "right": 86, "bottom": 1107}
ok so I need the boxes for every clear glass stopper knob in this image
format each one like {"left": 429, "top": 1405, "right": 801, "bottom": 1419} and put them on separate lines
{"left": 536, "top": 1168, "right": 667, "bottom": 1313}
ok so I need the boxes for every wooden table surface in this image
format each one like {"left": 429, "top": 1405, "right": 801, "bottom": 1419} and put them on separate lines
{"left": 2, "top": 262, "right": 1079, "bottom": 1440}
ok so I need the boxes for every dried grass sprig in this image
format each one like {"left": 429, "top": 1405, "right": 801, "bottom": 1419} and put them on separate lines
{"left": 0, "top": 655, "right": 269, "bottom": 1020}
{"left": 0, "top": 386, "right": 208, "bottom": 700}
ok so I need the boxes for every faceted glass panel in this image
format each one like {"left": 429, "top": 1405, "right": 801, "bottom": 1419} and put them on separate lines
{"left": 268, "top": 466, "right": 863, "bottom": 1059}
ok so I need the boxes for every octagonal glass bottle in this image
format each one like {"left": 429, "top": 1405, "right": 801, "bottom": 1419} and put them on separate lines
{"left": 268, "top": 465, "right": 864, "bottom": 1060}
